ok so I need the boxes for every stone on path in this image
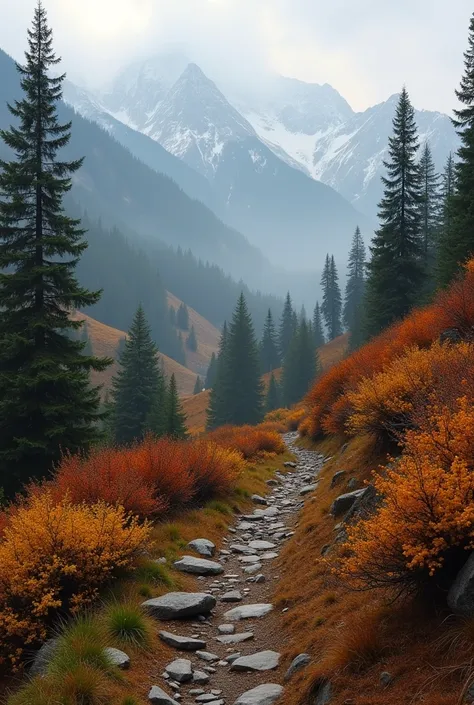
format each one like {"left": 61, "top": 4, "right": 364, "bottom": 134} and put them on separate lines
{"left": 243, "top": 563, "right": 262, "bottom": 574}
{"left": 284, "top": 462, "right": 297, "bottom": 468}
{"left": 196, "top": 650, "right": 220, "bottom": 662}
{"left": 165, "top": 658, "right": 193, "bottom": 683}
{"left": 215, "top": 631, "right": 254, "bottom": 645}
{"left": 284, "top": 653, "right": 310, "bottom": 681}
{"left": 260, "top": 552, "right": 278, "bottom": 560}
{"left": 192, "top": 671, "right": 211, "bottom": 684}
{"left": 239, "top": 555, "right": 261, "bottom": 564}
{"left": 300, "top": 484, "right": 318, "bottom": 496}
{"left": 234, "top": 683, "right": 284, "bottom": 705}
{"left": 142, "top": 593, "right": 216, "bottom": 620}
{"left": 224, "top": 604, "right": 273, "bottom": 621}
{"left": 148, "top": 685, "right": 180, "bottom": 705}
{"left": 104, "top": 646, "right": 130, "bottom": 669}
{"left": 248, "top": 540, "right": 276, "bottom": 551}
{"left": 173, "top": 556, "right": 224, "bottom": 576}
{"left": 187, "top": 539, "right": 216, "bottom": 557}
{"left": 231, "top": 650, "right": 280, "bottom": 672}
{"left": 217, "top": 624, "right": 235, "bottom": 634}
{"left": 230, "top": 544, "right": 258, "bottom": 555}
{"left": 252, "top": 494, "right": 267, "bottom": 505}
{"left": 196, "top": 695, "right": 224, "bottom": 703}
{"left": 159, "top": 631, "right": 206, "bottom": 651}
{"left": 221, "top": 590, "right": 242, "bottom": 602}
{"left": 330, "top": 488, "right": 368, "bottom": 517}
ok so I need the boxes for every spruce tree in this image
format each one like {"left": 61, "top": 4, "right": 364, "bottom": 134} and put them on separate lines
{"left": 365, "top": 88, "right": 424, "bottom": 337}
{"left": 437, "top": 13, "right": 474, "bottom": 286}
{"left": 313, "top": 302, "right": 326, "bottom": 348}
{"left": 282, "top": 319, "right": 319, "bottom": 407}
{"left": 147, "top": 371, "right": 167, "bottom": 438}
{"left": 177, "top": 302, "right": 189, "bottom": 330}
{"left": 0, "top": 3, "right": 109, "bottom": 494}
{"left": 205, "top": 352, "right": 218, "bottom": 389}
{"left": 419, "top": 143, "right": 441, "bottom": 278}
{"left": 260, "top": 309, "right": 280, "bottom": 373}
{"left": 321, "top": 255, "right": 343, "bottom": 340}
{"left": 437, "top": 153, "right": 456, "bottom": 283}
{"left": 278, "top": 292, "right": 294, "bottom": 360}
{"left": 265, "top": 373, "right": 281, "bottom": 413}
{"left": 111, "top": 304, "right": 165, "bottom": 445}
{"left": 193, "top": 376, "right": 203, "bottom": 395}
{"left": 206, "top": 322, "right": 229, "bottom": 428}
{"left": 207, "top": 294, "right": 263, "bottom": 428}
{"left": 166, "top": 374, "right": 188, "bottom": 439}
{"left": 343, "top": 227, "right": 366, "bottom": 341}
{"left": 186, "top": 325, "right": 198, "bottom": 352}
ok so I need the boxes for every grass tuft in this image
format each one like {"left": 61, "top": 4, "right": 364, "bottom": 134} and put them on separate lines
{"left": 104, "top": 602, "right": 151, "bottom": 648}
{"left": 134, "top": 560, "right": 175, "bottom": 589}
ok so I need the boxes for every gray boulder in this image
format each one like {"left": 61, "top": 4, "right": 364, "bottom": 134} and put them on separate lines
{"left": 330, "top": 488, "right": 368, "bottom": 517}
{"left": 215, "top": 632, "right": 254, "bottom": 645}
{"left": 230, "top": 650, "right": 280, "bottom": 672}
{"left": 448, "top": 552, "right": 474, "bottom": 615}
{"left": 159, "top": 631, "right": 206, "bottom": 651}
{"left": 193, "top": 670, "right": 210, "bottom": 684}
{"left": 252, "top": 494, "right": 267, "bottom": 505}
{"left": 148, "top": 685, "right": 180, "bottom": 704}
{"left": 142, "top": 592, "right": 216, "bottom": 620}
{"left": 248, "top": 540, "right": 276, "bottom": 551}
{"left": 187, "top": 539, "right": 216, "bottom": 557}
{"left": 104, "top": 647, "right": 130, "bottom": 669}
{"left": 300, "top": 484, "right": 318, "bottom": 496}
{"left": 234, "top": 684, "right": 284, "bottom": 705}
{"left": 174, "top": 556, "right": 223, "bottom": 576}
{"left": 165, "top": 657, "right": 193, "bottom": 682}
{"left": 343, "top": 483, "right": 379, "bottom": 523}
{"left": 224, "top": 604, "right": 273, "bottom": 621}
{"left": 284, "top": 653, "right": 311, "bottom": 681}
{"left": 330, "top": 470, "right": 346, "bottom": 488}
{"left": 29, "top": 638, "right": 59, "bottom": 676}
{"left": 221, "top": 590, "right": 243, "bottom": 602}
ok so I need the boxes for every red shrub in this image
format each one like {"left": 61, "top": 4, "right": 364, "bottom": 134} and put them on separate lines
{"left": 208, "top": 424, "right": 285, "bottom": 459}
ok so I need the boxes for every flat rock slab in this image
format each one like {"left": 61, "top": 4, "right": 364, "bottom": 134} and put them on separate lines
{"left": 231, "top": 650, "right": 280, "bottom": 672}
{"left": 241, "top": 514, "right": 265, "bottom": 522}
{"left": 159, "top": 631, "right": 206, "bottom": 651}
{"left": 104, "top": 646, "right": 130, "bottom": 669}
{"left": 224, "top": 604, "right": 273, "bottom": 621}
{"left": 234, "top": 683, "right": 284, "bottom": 705}
{"left": 142, "top": 593, "right": 216, "bottom": 620}
{"left": 188, "top": 539, "right": 216, "bottom": 557}
{"left": 196, "top": 650, "right": 220, "bottom": 662}
{"left": 239, "top": 555, "right": 261, "bottom": 564}
{"left": 174, "top": 556, "right": 224, "bottom": 576}
{"left": 217, "top": 624, "right": 235, "bottom": 634}
{"left": 148, "top": 685, "right": 180, "bottom": 705}
{"left": 215, "top": 631, "right": 254, "bottom": 645}
{"left": 196, "top": 695, "right": 224, "bottom": 703}
{"left": 230, "top": 544, "right": 258, "bottom": 555}
{"left": 243, "top": 563, "right": 263, "bottom": 574}
{"left": 260, "top": 552, "right": 278, "bottom": 560}
{"left": 300, "top": 484, "right": 318, "bottom": 496}
{"left": 248, "top": 540, "right": 276, "bottom": 551}
{"left": 221, "top": 590, "right": 242, "bottom": 602}
{"left": 193, "top": 670, "right": 210, "bottom": 684}
{"left": 165, "top": 658, "right": 193, "bottom": 683}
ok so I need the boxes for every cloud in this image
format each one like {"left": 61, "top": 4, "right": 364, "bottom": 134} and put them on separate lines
{"left": 0, "top": 0, "right": 472, "bottom": 113}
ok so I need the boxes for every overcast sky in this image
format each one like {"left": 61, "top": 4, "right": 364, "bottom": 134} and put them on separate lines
{"left": 0, "top": 0, "right": 472, "bottom": 114}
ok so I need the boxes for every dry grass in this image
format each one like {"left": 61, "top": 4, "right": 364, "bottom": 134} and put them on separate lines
{"left": 319, "top": 333, "right": 349, "bottom": 371}
{"left": 167, "top": 292, "right": 220, "bottom": 377}
{"left": 182, "top": 389, "right": 211, "bottom": 435}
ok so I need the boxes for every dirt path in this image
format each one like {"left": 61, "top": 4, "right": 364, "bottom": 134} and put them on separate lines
{"left": 146, "top": 432, "right": 324, "bottom": 705}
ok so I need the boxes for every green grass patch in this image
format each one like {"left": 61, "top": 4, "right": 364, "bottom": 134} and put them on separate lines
{"left": 134, "top": 560, "right": 175, "bottom": 589}
{"left": 205, "top": 500, "right": 232, "bottom": 515}
{"left": 104, "top": 602, "right": 151, "bottom": 648}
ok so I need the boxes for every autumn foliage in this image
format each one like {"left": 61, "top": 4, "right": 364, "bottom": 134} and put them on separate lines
{"left": 207, "top": 424, "right": 285, "bottom": 459}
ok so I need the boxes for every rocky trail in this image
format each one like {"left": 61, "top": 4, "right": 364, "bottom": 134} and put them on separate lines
{"left": 142, "top": 432, "right": 325, "bottom": 705}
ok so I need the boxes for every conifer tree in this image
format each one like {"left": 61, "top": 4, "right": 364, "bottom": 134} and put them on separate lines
{"left": 313, "top": 302, "right": 325, "bottom": 348}
{"left": 437, "top": 14, "right": 474, "bottom": 286}
{"left": 419, "top": 143, "right": 441, "bottom": 278}
{"left": 177, "top": 302, "right": 189, "bottom": 330}
{"left": 343, "top": 227, "right": 366, "bottom": 341}
{"left": 186, "top": 325, "right": 198, "bottom": 352}
{"left": 265, "top": 373, "right": 281, "bottom": 413}
{"left": 437, "top": 153, "right": 456, "bottom": 282}
{"left": 0, "top": 3, "right": 109, "bottom": 494}
{"left": 166, "top": 374, "right": 188, "bottom": 439}
{"left": 111, "top": 304, "right": 165, "bottom": 445}
{"left": 115, "top": 336, "right": 126, "bottom": 360}
{"left": 278, "top": 293, "right": 294, "bottom": 360}
{"left": 205, "top": 352, "right": 218, "bottom": 389}
{"left": 206, "top": 322, "right": 229, "bottom": 428}
{"left": 299, "top": 305, "right": 307, "bottom": 323}
{"left": 193, "top": 376, "right": 203, "bottom": 395}
{"left": 146, "top": 371, "right": 167, "bottom": 438}
{"left": 321, "top": 255, "right": 343, "bottom": 340}
{"left": 260, "top": 309, "right": 280, "bottom": 373}
{"left": 365, "top": 88, "right": 424, "bottom": 337}
{"left": 282, "top": 319, "right": 319, "bottom": 407}
{"left": 207, "top": 295, "right": 263, "bottom": 428}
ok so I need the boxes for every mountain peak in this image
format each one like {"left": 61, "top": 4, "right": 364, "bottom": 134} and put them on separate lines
{"left": 181, "top": 62, "right": 209, "bottom": 82}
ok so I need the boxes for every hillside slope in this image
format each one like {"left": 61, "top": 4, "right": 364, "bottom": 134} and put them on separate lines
{"left": 167, "top": 292, "right": 220, "bottom": 376}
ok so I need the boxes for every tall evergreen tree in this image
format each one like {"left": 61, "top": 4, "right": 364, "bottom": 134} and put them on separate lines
{"left": 419, "top": 143, "right": 441, "bottom": 277}
{"left": 437, "top": 153, "right": 456, "bottom": 282}
{"left": 206, "top": 322, "right": 229, "bottom": 427}
{"left": 0, "top": 3, "right": 109, "bottom": 494}
{"left": 186, "top": 325, "right": 198, "bottom": 352}
{"left": 260, "top": 309, "right": 280, "bottom": 373}
{"left": 321, "top": 255, "right": 343, "bottom": 340}
{"left": 205, "top": 352, "right": 218, "bottom": 389}
{"left": 166, "top": 374, "right": 188, "bottom": 439}
{"left": 278, "top": 293, "right": 294, "bottom": 360}
{"left": 365, "top": 88, "right": 424, "bottom": 337}
{"left": 299, "top": 305, "right": 307, "bottom": 323}
{"left": 177, "top": 302, "right": 189, "bottom": 330}
{"left": 312, "top": 302, "right": 325, "bottom": 348}
{"left": 111, "top": 304, "right": 165, "bottom": 445}
{"left": 193, "top": 376, "right": 203, "bottom": 395}
{"left": 282, "top": 319, "right": 319, "bottom": 407}
{"left": 343, "top": 227, "right": 366, "bottom": 341}
{"left": 115, "top": 336, "right": 127, "bottom": 360}
{"left": 207, "top": 294, "right": 263, "bottom": 429}
{"left": 265, "top": 373, "right": 281, "bottom": 413}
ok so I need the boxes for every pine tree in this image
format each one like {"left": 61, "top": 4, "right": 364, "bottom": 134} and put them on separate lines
{"left": 111, "top": 304, "right": 165, "bottom": 445}
{"left": 265, "top": 373, "right": 281, "bottom": 413}
{"left": 299, "top": 305, "right": 307, "bottom": 323}
{"left": 0, "top": 3, "right": 110, "bottom": 494}
{"left": 437, "top": 14, "right": 474, "bottom": 286}
{"left": 193, "top": 376, "right": 203, "bottom": 395}
{"left": 260, "top": 309, "right": 280, "bottom": 373}
{"left": 186, "top": 325, "right": 198, "bottom": 352}
{"left": 177, "top": 302, "right": 189, "bottom": 330}
{"left": 282, "top": 319, "right": 319, "bottom": 407}
{"left": 312, "top": 302, "right": 326, "bottom": 348}
{"left": 321, "top": 255, "right": 343, "bottom": 340}
{"left": 437, "top": 153, "right": 456, "bottom": 283}
{"left": 166, "top": 374, "right": 188, "bottom": 439}
{"left": 278, "top": 292, "right": 294, "bottom": 360}
{"left": 146, "top": 371, "right": 167, "bottom": 438}
{"left": 205, "top": 352, "right": 218, "bottom": 389}
{"left": 207, "top": 295, "right": 263, "bottom": 429}
{"left": 343, "top": 227, "right": 366, "bottom": 342}
{"left": 365, "top": 88, "right": 424, "bottom": 337}
{"left": 206, "top": 322, "right": 229, "bottom": 427}
{"left": 419, "top": 143, "right": 441, "bottom": 279}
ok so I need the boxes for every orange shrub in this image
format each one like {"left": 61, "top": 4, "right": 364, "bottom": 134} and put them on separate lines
{"left": 263, "top": 407, "right": 307, "bottom": 432}
{"left": 0, "top": 492, "right": 150, "bottom": 669}
{"left": 134, "top": 436, "right": 197, "bottom": 508}
{"left": 343, "top": 395, "right": 474, "bottom": 593}
{"left": 208, "top": 424, "right": 285, "bottom": 459}
{"left": 185, "top": 440, "right": 244, "bottom": 501}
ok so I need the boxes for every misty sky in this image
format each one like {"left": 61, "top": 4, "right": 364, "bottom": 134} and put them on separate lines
{"left": 0, "top": 0, "right": 472, "bottom": 114}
